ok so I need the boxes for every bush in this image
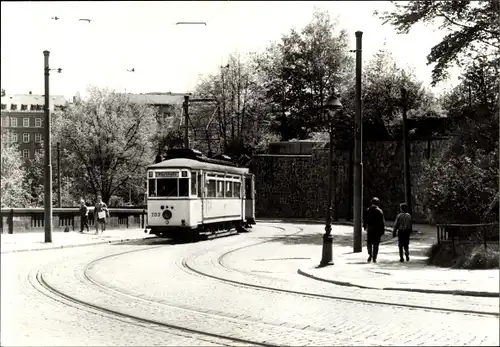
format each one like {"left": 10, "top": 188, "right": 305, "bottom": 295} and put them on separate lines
{"left": 417, "top": 148, "right": 498, "bottom": 224}
{"left": 426, "top": 242, "right": 499, "bottom": 269}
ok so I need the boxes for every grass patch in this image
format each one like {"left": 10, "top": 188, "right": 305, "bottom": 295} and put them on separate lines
{"left": 426, "top": 242, "right": 499, "bottom": 269}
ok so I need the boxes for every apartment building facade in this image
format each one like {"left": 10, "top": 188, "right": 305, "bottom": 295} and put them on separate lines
{"left": 1, "top": 93, "right": 67, "bottom": 159}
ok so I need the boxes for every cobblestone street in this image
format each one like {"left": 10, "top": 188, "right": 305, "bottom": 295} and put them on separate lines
{"left": 2, "top": 223, "right": 499, "bottom": 346}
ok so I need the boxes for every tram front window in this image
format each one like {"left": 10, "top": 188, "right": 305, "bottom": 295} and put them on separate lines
{"left": 157, "top": 178, "right": 178, "bottom": 197}
{"left": 148, "top": 179, "right": 156, "bottom": 197}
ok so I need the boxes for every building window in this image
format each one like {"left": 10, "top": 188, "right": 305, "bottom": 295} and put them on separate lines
{"left": 10, "top": 104, "right": 17, "bottom": 110}
{"left": 35, "top": 118, "right": 42, "bottom": 127}
{"left": 23, "top": 133, "right": 30, "bottom": 143}
{"left": 35, "top": 133, "right": 42, "bottom": 143}
{"left": 35, "top": 149, "right": 42, "bottom": 156}
{"left": 10, "top": 118, "right": 17, "bottom": 127}
{"left": 22, "top": 149, "right": 29, "bottom": 159}
{"left": 1, "top": 104, "right": 6, "bottom": 110}
{"left": 23, "top": 118, "right": 30, "bottom": 127}
{"left": 1, "top": 116, "right": 8, "bottom": 127}
{"left": 11, "top": 133, "right": 18, "bottom": 143}
{"left": 21, "top": 104, "right": 28, "bottom": 111}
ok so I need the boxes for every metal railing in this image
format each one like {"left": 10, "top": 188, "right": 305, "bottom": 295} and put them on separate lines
{"left": 436, "top": 223, "right": 499, "bottom": 256}
{"left": 0, "top": 208, "right": 147, "bottom": 234}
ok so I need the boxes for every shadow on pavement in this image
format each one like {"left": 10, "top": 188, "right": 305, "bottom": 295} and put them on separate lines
{"left": 260, "top": 232, "right": 393, "bottom": 247}
{"left": 112, "top": 237, "right": 197, "bottom": 246}
{"left": 367, "top": 259, "right": 428, "bottom": 270}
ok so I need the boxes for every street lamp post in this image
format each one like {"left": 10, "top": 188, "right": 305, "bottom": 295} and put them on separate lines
{"left": 43, "top": 50, "right": 53, "bottom": 243}
{"left": 319, "top": 94, "right": 343, "bottom": 267}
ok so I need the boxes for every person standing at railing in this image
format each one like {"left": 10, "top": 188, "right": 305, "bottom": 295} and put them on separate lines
{"left": 393, "top": 202, "right": 412, "bottom": 262}
{"left": 94, "top": 196, "right": 108, "bottom": 234}
{"left": 79, "top": 199, "right": 90, "bottom": 233}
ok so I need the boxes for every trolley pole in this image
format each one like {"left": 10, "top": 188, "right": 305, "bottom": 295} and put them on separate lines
{"left": 183, "top": 95, "right": 189, "bottom": 149}
{"left": 353, "top": 31, "right": 363, "bottom": 253}
{"left": 43, "top": 50, "right": 53, "bottom": 243}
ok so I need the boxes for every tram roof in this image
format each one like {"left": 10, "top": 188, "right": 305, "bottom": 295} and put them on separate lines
{"left": 148, "top": 158, "right": 250, "bottom": 175}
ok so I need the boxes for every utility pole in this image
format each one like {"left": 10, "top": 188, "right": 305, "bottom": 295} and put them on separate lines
{"left": 43, "top": 50, "right": 53, "bottom": 243}
{"left": 183, "top": 95, "right": 189, "bottom": 149}
{"left": 57, "top": 142, "right": 61, "bottom": 207}
{"left": 353, "top": 31, "right": 363, "bottom": 253}
{"left": 401, "top": 87, "right": 412, "bottom": 216}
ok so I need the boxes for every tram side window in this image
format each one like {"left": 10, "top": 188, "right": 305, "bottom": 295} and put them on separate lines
{"left": 179, "top": 178, "right": 189, "bottom": 197}
{"left": 217, "top": 180, "right": 224, "bottom": 198}
{"left": 233, "top": 182, "right": 241, "bottom": 198}
{"left": 207, "top": 179, "right": 216, "bottom": 197}
{"left": 148, "top": 179, "right": 156, "bottom": 197}
{"left": 157, "top": 178, "right": 178, "bottom": 197}
{"left": 191, "top": 172, "right": 197, "bottom": 196}
{"left": 197, "top": 174, "right": 202, "bottom": 197}
{"left": 226, "top": 181, "right": 233, "bottom": 198}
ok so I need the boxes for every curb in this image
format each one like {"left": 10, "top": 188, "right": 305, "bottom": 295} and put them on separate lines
{"left": 297, "top": 268, "right": 500, "bottom": 298}
{"left": 0, "top": 237, "right": 146, "bottom": 254}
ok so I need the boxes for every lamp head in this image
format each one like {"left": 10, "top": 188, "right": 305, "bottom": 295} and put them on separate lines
{"left": 324, "top": 95, "right": 342, "bottom": 111}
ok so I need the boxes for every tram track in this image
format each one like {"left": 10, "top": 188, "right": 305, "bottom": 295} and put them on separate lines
{"left": 181, "top": 224, "right": 500, "bottom": 318}
{"left": 29, "top": 245, "right": 277, "bottom": 347}
{"left": 27, "top": 223, "right": 498, "bottom": 347}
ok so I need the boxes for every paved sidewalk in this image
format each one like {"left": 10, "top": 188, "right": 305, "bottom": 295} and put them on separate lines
{"left": 1, "top": 228, "right": 149, "bottom": 254}
{"left": 292, "top": 223, "right": 499, "bottom": 298}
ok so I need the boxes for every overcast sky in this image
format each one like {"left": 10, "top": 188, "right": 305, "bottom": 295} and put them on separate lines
{"left": 1, "top": 1, "right": 461, "bottom": 99}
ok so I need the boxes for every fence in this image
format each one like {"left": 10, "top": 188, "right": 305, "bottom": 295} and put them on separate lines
{"left": 436, "top": 223, "right": 499, "bottom": 256}
{"left": 0, "top": 208, "right": 147, "bottom": 234}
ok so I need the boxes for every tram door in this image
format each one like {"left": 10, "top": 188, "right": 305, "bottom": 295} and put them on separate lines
{"left": 244, "top": 174, "right": 256, "bottom": 225}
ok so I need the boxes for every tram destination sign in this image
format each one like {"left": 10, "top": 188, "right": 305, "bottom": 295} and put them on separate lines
{"left": 155, "top": 171, "right": 179, "bottom": 178}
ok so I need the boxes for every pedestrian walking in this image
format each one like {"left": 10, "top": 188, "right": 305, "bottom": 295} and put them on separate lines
{"left": 94, "top": 196, "right": 108, "bottom": 234}
{"left": 363, "top": 197, "right": 386, "bottom": 263}
{"left": 393, "top": 202, "right": 412, "bottom": 262}
{"left": 79, "top": 199, "right": 90, "bottom": 233}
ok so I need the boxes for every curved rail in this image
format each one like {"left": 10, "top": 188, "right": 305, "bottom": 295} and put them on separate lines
{"left": 181, "top": 225, "right": 499, "bottom": 317}
{"left": 30, "top": 244, "right": 276, "bottom": 347}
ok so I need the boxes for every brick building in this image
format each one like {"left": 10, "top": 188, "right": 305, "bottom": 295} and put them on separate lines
{"left": 1, "top": 92, "right": 67, "bottom": 159}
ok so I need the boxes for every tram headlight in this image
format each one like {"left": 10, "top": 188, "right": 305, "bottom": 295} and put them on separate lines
{"left": 162, "top": 210, "right": 172, "bottom": 220}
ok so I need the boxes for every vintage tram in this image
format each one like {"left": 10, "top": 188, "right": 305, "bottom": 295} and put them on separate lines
{"left": 145, "top": 149, "right": 256, "bottom": 239}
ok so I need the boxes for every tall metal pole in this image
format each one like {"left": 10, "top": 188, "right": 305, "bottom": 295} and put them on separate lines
{"left": 401, "top": 88, "right": 412, "bottom": 216}
{"left": 347, "top": 147, "right": 353, "bottom": 221}
{"left": 353, "top": 31, "right": 363, "bottom": 253}
{"left": 43, "top": 50, "right": 53, "bottom": 243}
{"left": 183, "top": 95, "right": 189, "bottom": 149}
{"left": 320, "top": 124, "right": 334, "bottom": 266}
{"left": 57, "top": 141, "right": 61, "bottom": 207}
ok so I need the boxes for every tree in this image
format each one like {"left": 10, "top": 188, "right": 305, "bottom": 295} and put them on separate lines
{"left": 255, "top": 9, "right": 354, "bottom": 140}
{"left": 377, "top": 0, "right": 500, "bottom": 86}
{"left": 416, "top": 58, "right": 499, "bottom": 223}
{"left": 53, "top": 87, "right": 158, "bottom": 204}
{"left": 1, "top": 135, "right": 30, "bottom": 208}
{"left": 192, "top": 52, "right": 272, "bottom": 158}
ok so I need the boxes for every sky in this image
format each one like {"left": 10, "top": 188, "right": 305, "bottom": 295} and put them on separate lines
{"left": 1, "top": 1, "right": 462, "bottom": 100}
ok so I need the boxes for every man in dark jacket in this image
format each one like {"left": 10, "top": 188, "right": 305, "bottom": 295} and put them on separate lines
{"left": 79, "top": 198, "right": 89, "bottom": 233}
{"left": 363, "top": 197, "right": 385, "bottom": 263}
